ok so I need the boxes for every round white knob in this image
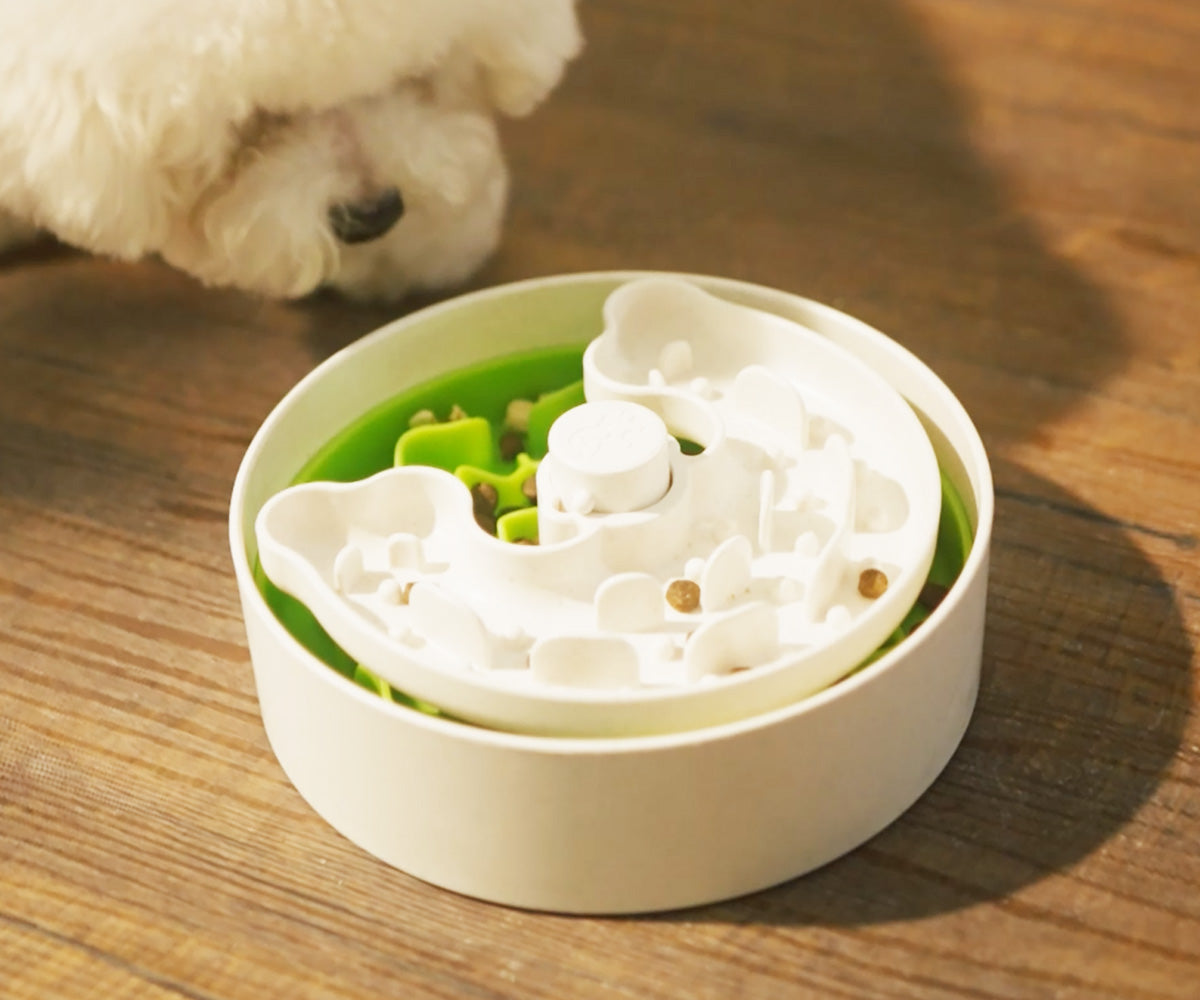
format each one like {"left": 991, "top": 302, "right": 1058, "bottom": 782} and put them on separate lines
{"left": 546, "top": 401, "right": 672, "bottom": 513}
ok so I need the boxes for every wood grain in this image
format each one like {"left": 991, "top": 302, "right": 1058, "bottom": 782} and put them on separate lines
{"left": 2, "top": 1, "right": 1198, "bottom": 996}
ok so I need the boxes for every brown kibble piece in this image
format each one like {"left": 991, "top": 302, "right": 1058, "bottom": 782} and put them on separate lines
{"left": 471, "top": 482, "right": 499, "bottom": 534}
{"left": 448, "top": 403, "right": 469, "bottom": 421}
{"left": 665, "top": 578, "right": 701, "bottom": 613}
{"left": 471, "top": 481, "right": 498, "bottom": 511}
{"left": 499, "top": 430, "right": 525, "bottom": 461}
{"left": 858, "top": 568, "right": 889, "bottom": 599}
{"left": 505, "top": 398, "right": 534, "bottom": 432}
{"left": 520, "top": 475, "right": 538, "bottom": 503}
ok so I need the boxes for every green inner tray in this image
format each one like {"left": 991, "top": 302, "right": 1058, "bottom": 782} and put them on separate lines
{"left": 253, "top": 344, "right": 973, "bottom": 719}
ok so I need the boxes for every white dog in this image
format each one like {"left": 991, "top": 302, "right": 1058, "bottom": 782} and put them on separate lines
{"left": 0, "top": 1, "right": 581, "bottom": 299}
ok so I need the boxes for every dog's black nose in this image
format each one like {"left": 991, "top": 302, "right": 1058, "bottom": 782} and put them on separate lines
{"left": 328, "top": 187, "right": 404, "bottom": 244}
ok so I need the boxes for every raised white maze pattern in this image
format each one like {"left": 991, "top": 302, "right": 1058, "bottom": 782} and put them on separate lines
{"left": 256, "top": 277, "right": 941, "bottom": 736}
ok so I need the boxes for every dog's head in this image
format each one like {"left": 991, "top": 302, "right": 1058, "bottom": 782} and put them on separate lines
{"left": 160, "top": 77, "right": 511, "bottom": 301}
{"left": 1, "top": 1, "right": 580, "bottom": 299}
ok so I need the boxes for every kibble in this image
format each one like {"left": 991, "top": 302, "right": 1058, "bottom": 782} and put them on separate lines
{"left": 499, "top": 430, "right": 525, "bottom": 461}
{"left": 665, "top": 578, "right": 701, "bottom": 613}
{"left": 471, "top": 481, "right": 499, "bottom": 534}
{"left": 505, "top": 398, "right": 534, "bottom": 432}
{"left": 471, "top": 481, "right": 498, "bottom": 509}
{"left": 407, "top": 408, "right": 437, "bottom": 428}
{"left": 521, "top": 475, "right": 538, "bottom": 503}
{"left": 448, "top": 403, "right": 469, "bottom": 422}
{"left": 857, "top": 568, "right": 889, "bottom": 599}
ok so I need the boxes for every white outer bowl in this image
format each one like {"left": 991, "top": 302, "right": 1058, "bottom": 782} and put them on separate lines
{"left": 230, "top": 272, "right": 993, "bottom": 914}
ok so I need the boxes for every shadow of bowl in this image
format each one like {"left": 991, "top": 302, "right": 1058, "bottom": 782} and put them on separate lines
{"left": 695, "top": 468, "right": 1193, "bottom": 923}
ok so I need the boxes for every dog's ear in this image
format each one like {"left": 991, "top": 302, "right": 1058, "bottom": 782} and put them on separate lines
{"left": 9, "top": 77, "right": 243, "bottom": 260}
{"left": 463, "top": 0, "right": 584, "bottom": 118}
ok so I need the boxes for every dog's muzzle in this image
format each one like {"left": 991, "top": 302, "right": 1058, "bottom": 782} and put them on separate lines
{"left": 328, "top": 187, "right": 405, "bottom": 244}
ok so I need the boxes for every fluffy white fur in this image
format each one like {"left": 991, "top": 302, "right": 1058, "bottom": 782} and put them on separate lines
{"left": 0, "top": 1, "right": 581, "bottom": 299}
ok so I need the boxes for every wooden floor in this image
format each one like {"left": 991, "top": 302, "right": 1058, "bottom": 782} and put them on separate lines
{"left": 3, "top": 1, "right": 1198, "bottom": 996}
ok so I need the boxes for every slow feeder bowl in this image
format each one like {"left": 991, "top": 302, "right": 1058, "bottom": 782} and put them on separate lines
{"left": 229, "top": 272, "right": 993, "bottom": 913}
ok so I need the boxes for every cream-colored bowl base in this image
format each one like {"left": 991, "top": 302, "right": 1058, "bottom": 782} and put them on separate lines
{"left": 230, "top": 272, "right": 993, "bottom": 914}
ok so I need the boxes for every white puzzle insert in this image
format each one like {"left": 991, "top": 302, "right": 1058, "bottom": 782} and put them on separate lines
{"left": 255, "top": 277, "right": 942, "bottom": 736}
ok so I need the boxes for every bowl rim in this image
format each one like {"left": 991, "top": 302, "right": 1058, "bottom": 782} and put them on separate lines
{"left": 229, "top": 269, "right": 994, "bottom": 756}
